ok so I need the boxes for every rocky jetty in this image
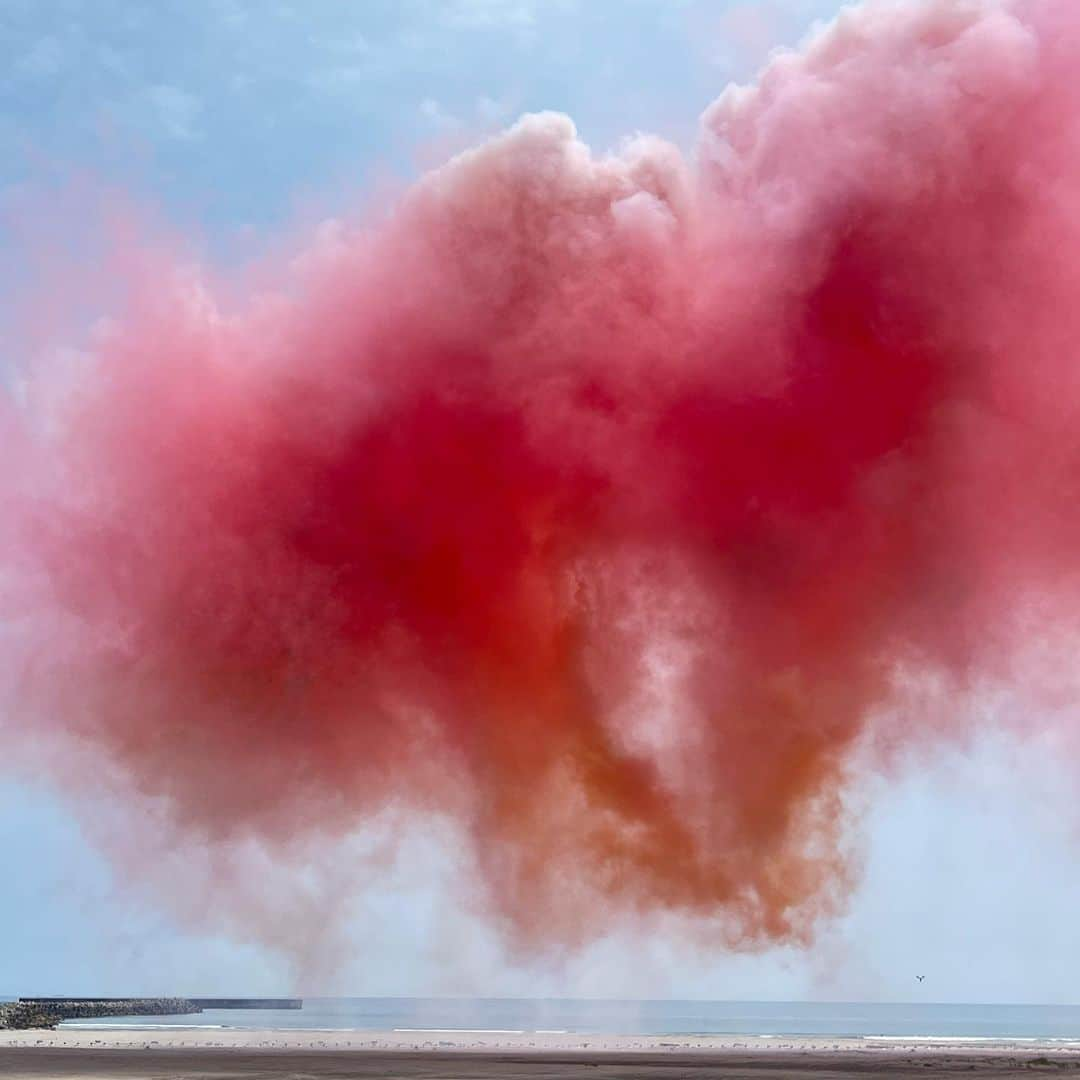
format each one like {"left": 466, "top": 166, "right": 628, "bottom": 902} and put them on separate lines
{"left": 1, "top": 998, "right": 199, "bottom": 1030}
{"left": 0, "top": 1002, "right": 61, "bottom": 1030}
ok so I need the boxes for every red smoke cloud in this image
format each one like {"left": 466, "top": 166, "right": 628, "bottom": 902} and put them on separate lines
{"left": 6, "top": 0, "right": 1080, "bottom": 956}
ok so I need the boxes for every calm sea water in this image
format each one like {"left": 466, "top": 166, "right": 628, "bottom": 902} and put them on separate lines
{"left": 53, "top": 999, "right": 1080, "bottom": 1039}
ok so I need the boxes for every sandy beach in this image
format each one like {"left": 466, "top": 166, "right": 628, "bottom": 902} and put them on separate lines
{"left": 3, "top": 1028, "right": 1080, "bottom": 1078}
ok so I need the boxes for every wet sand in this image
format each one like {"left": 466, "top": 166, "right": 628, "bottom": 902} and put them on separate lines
{"left": 6, "top": 1046, "right": 1080, "bottom": 1078}
{"left": 3, "top": 1029, "right": 1080, "bottom": 1078}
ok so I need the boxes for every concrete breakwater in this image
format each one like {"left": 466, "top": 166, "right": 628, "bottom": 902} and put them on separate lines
{"left": 1, "top": 997, "right": 302, "bottom": 1030}
{"left": 189, "top": 999, "right": 302, "bottom": 1010}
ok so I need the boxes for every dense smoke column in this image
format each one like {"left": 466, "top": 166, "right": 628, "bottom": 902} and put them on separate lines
{"left": 6, "top": 0, "right": 1080, "bottom": 953}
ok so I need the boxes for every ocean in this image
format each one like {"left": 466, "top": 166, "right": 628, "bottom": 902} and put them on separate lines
{"left": 50, "top": 999, "right": 1080, "bottom": 1040}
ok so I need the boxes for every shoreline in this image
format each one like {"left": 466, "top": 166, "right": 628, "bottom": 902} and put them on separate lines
{"left": 4, "top": 1026, "right": 1080, "bottom": 1053}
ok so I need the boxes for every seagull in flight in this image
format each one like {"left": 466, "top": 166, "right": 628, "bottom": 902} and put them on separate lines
{"left": 916, "top": 976, "right": 926, "bottom": 983}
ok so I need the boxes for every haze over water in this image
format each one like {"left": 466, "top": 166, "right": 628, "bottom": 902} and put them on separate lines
{"left": 52, "top": 999, "right": 1080, "bottom": 1041}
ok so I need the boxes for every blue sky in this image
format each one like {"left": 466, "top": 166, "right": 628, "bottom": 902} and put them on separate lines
{"left": 4, "top": 0, "right": 1080, "bottom": 1004}
{"left": 0, "top": 0, "right": 827, "bottom": 235}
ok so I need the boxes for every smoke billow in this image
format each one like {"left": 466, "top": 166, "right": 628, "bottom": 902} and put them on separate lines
{"left": 5, "top": 0, "right": 1080, "bottom": 960}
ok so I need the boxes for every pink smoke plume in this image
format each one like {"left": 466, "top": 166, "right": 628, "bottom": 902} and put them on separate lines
{"left": 4, "top": 0, "right": 1080, "bottom": 962}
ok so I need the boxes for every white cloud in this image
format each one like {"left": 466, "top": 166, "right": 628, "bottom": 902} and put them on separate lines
{"left": 145, "top": 84, "right": 203, "bottom": 141}
{"left": 15, "top": 35, "right": 64, "bottom": 79}
{"left": 476, "top": 95, "right": 511, "bottom": 124}
{"left": 308, "top": 65, "right": 369, "bottom": 94}
{"left": 419, "top": 96, "right": 513, "bottom": 132}
{"left": 443, "top": 0, "right": 539, "bottom": 30}
{"left": 319, "top": 31, "right": 370, "bottom": 56}
{"left": 419, "top": 97, "right": 461, "bottom": 130}
{"left": 96, "top": 44, "right": 130, "bottom": 78}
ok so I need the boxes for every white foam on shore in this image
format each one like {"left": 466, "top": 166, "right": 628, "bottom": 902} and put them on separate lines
{"left": 393, "top": 1028, "right": 525, "bottom": 1035}
{"left": 62, "top": 1023, "right": 227, "bottom": 1030}
{"left": 862, "top": 1035, "right": 1043, "bottom": 1043}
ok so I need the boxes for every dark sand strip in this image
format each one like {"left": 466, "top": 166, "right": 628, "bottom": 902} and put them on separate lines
{"left": 2, "top": 1047, "right": 1079, "bottom": 1079}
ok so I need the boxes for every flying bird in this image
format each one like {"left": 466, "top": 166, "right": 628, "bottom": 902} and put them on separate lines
{"left": 916, "top": 976, "right": 925, "bottom": 983}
